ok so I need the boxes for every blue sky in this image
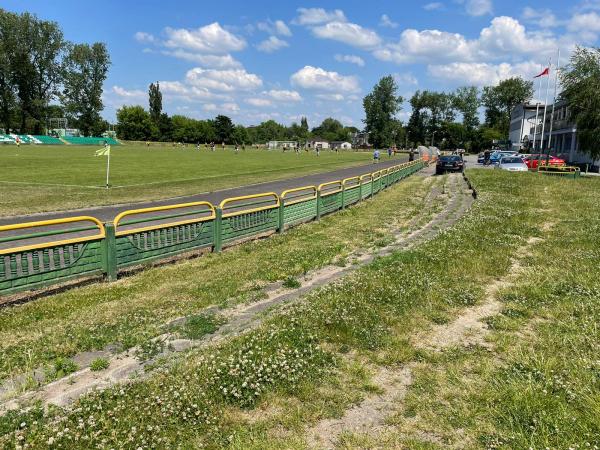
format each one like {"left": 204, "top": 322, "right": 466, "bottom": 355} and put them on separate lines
{"left": 4, "top": 0, "right": 600, "bottom": 128}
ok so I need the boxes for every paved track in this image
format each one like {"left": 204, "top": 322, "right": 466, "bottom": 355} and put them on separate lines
{"left": 0, "top": 156, "right": 408, "bottom": 226}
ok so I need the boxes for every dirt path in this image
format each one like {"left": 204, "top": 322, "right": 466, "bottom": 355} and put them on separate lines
{"left": 0, "top": 171, "right": 474, "bottom": 417}
{"left": 305, "top": 224, "right": 547, "bottom": 449}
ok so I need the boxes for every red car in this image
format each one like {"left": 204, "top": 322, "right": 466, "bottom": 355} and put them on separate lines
{"left": 522, "top": 154, "right": 566, "bottom": 169}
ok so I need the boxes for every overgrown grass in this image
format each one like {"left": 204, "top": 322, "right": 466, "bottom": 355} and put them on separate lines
{"left": 0, "top": 174, "right": 440, "bottom": 385}
{"left": 5, "top": 171, "right": 596, "bottom": 449}
{"left": 0, "top": 145, "right": 372, "bottom": 215}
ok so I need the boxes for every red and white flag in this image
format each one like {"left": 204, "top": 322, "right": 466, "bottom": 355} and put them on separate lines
{"left": 534, "top": 67, "right": 549, "bottom": 78}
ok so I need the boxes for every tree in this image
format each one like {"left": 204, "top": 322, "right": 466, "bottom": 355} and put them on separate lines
{"left": 312, "top": 117, "right": 345, "bottom": 141}
{"left": 300, "top": 116, "right": 309, "bottom": 132}
{"left": 116, "top": 105, "right": 156, "bottom": 140}
{"left": 148, "top": 81, "right": 162, "bottom": 124}
{"left": 363, "top": 75, "right": 404, "bottom": 147}
{"left": 453, "top": 86, "right": 480, "bottom": 131}
{"left": 10, "top": 12, "right": 66, "bottom": 133}
{"left": 62, "top": 42, "right": 110, "bottom": 136}
{"left": 481, "top": 77, "right": 533, "bottom": 135}
{"left": 0, "top": 10, "right": 17, "bottom": 133}
{"left": 560, "top": 46, "right": 600, "bottom": 159}
{"left": 214, "top": 115, "right": 233, "bottom": 143}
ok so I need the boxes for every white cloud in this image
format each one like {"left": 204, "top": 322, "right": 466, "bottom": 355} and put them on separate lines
{"left": 203, "top": 103, "right": 217, "bottom": 111}
{"left": 258, "top": 19, "right": 292, "bottom": 36}
{"left": 134, "top": 31, "right": 155, "bottom": 43}
{"left": 245, "top": 98, "right": 272, "bottom": 107}
{"left": 567, "top": 12, "right": 600, "bottom": 42}
{"left": 312, "top": 21, "right": 382, "bottom": 49}
{"left": 290, "top": 65, "right": 360, "bottom": 93}
{"left": 294, "top": 8, "right": 347, "bottom": 25}
{"left": 464, "top": 0, "right": 493, "bottom": 16}
{"left": 427, "top": 60, "right": 540, "bottom": 86}
{"left": 373, "top": 16, "right": 560, "bottom": 64}
{"left": 522, "top": 7, "right": 559, "bottom": 28}
{"left": 394, "top": 73, "right": 418, "bottom": 86}
{"left": 221, "top": 102, "right": 240, "bottom": 113}
{"left": 315, "top": 93, "right": 345, "bottom": 101}
{"left": 161, "top": 50, "right": 242, "bottom": 68}
{"left": 424, "top": 2, "right": 444, "bottom": 11}
{"left": 164, "top": 22, "right": 246, "bottom": 53}
{"left": 112, "top": 86, "right": 146, "bottom": 98}
{"left": 334, "top": 54, "right": 365, "bottom": 67}
{"left": 185, "top": 68, "right": 262, "bottom": 92}
{"left": 264, "top": 89, "right": 302, "bottom": 101}
{"left": 159, "top": 81, "right": 230, "bottom": 101}
{"left": 379, "top": 14, "right": 398, "bottom": 28}
{"left": 373, "top": 28, "right": 473, "bottom": 64}
{"left": 256, "top": 35, "right": 289, "bottom": 53}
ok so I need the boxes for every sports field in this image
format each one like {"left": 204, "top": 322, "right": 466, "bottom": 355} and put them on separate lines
{"left": 0, "top": 145, "right": 371, "bottom": 216}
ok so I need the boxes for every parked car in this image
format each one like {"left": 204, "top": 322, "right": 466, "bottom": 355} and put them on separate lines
{"left": 490, "top": 150, "right": 518, "bottom": 164}
{"left": 522, "top": 154, "right": 566, "bottom": 169}
{"left": 495, "top": 156, "right": 528, "bottom": 172}
{"left": 436, "top": 155, "right": 465, "bottom": 175}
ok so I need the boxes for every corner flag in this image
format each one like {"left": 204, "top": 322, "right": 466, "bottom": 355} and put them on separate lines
{"left": 95, "top": 146, "right": 111, "bottom": 188}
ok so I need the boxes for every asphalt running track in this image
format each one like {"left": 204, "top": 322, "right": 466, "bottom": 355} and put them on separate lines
{"left": 0, "top": 156, "right": 409, "bottom": 228}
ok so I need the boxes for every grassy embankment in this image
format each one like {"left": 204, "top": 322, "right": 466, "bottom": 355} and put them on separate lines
{"left": 3, "top": 170, "right": 598, "bottom": 449}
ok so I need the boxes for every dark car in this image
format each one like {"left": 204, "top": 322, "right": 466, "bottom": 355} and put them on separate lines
{"left": 436, "top": 155, "right": 464, "bottom": 175}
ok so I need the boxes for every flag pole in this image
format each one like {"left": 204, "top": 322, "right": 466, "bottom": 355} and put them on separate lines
{"left": 546, "top": 48, "right": 561, "bottom": 163}
{"left": 538, "top": 57, "right": 552, "bottom": 167}
{"left": 532, "top": 65, "right": 543, "bottom": 151}
{"left": 106, "top": 149, "right": 110, "bottom": 189}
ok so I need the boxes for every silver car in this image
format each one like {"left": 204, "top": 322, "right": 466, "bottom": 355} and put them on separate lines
{"left": 495, "top": 156, "right": 528, "bottom": 172}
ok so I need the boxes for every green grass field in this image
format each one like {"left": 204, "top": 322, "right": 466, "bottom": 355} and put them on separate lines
{"left": 0, "top": 145, "right": 371, "bottom": 216}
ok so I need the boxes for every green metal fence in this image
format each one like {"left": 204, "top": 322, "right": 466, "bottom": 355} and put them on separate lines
{"left": 0, "top": 159, "right": 426, "bottom": 296}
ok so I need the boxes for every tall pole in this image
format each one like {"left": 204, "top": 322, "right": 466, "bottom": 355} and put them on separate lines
{"left": 532, "top": 65, "right": 543, "bottom": 151}
{"left": 547, "top": 48, "right": 561, "bottom": 161}
{"left": 538, "top": 57, "right": 552, "bottom": 166}
{"left": 106, "top": 150, "right": 110, "bottom": 189}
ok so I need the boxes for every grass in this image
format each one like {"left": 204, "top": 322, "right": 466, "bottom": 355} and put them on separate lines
{"left": 3, "top": 170, "right": 597, "bottom": 449}
{"left": 0, "top": 173, "right": 441, "bottom": 385}
{"left": 0, "top": 145, "right": 373, "bottom": 216}
{"left": 89, "top": 358, "right": 109, "bottom": 372}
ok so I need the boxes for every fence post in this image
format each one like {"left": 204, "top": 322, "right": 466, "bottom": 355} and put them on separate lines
{"left": 341, "top": 185, "right": 346, "bottom": 209}
{"left": 278, "top": 201, "right": 285, "bottom": 233}
{"left": 103, "top": 222, "right": 118, "bottom": 281}
{"left": 370, "top": 177, "right": 374, "bottom": 198}
{"left": 214, "top": 208, "right": 223, "bottom": 252}
{"left": 358, "top": 181, "right": 363, "bottom": 202}
{"left": 316, "top": 190, "right": 322, "bottom": 221}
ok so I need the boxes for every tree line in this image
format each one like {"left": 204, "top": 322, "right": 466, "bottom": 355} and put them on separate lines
{"left": 116, "top": 83, "right": 359, "bottom": 144}
{"left": 363, "top": 75, "right": 535, "bottom": 152}
{"left": 0, "top": 9, "right": 110, "bottom": 136}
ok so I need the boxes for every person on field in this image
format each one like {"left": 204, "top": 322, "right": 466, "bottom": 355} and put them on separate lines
{"left": 409, "top": 148, "right": 415, "bottom": 161}
{"left": 388, "top": 147, "right": 392, "bottom": 158}
{"left": 234, "top": 143, "right": 239, "bottom": 154}
{"left": 242, "top": 143, "right": 246, "bottom": 151}
{"left": 221, "top": 142, "right": 226, "bottom": 150}
{"left": 373, "top": 149, "right": 380, "bottom": 163}
{"left": 211, "top": 142, "right": 215, "bottom": 152}
{"left": 316, "top": 146, "right": 320, "bottom": 157}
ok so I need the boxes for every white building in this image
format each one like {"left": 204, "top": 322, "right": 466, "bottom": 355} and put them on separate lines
{"left": 508, "top": 103, "right": 539, "bottom": 151}
{"left": 510, "top": 100, "right": 599, "bottom": 169}
{"left": 306, "top": 138, "right": 330, "bottom": 149}
{"left": 267, "top": 140, "right": 297, "bottom": 150}
{"left": 330, "top": 141, "right": 352, "bottom": 150}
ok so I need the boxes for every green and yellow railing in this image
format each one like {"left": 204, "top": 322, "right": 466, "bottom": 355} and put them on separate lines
{"left": 0, "top": 159, "right": 426, "bottom": 296}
